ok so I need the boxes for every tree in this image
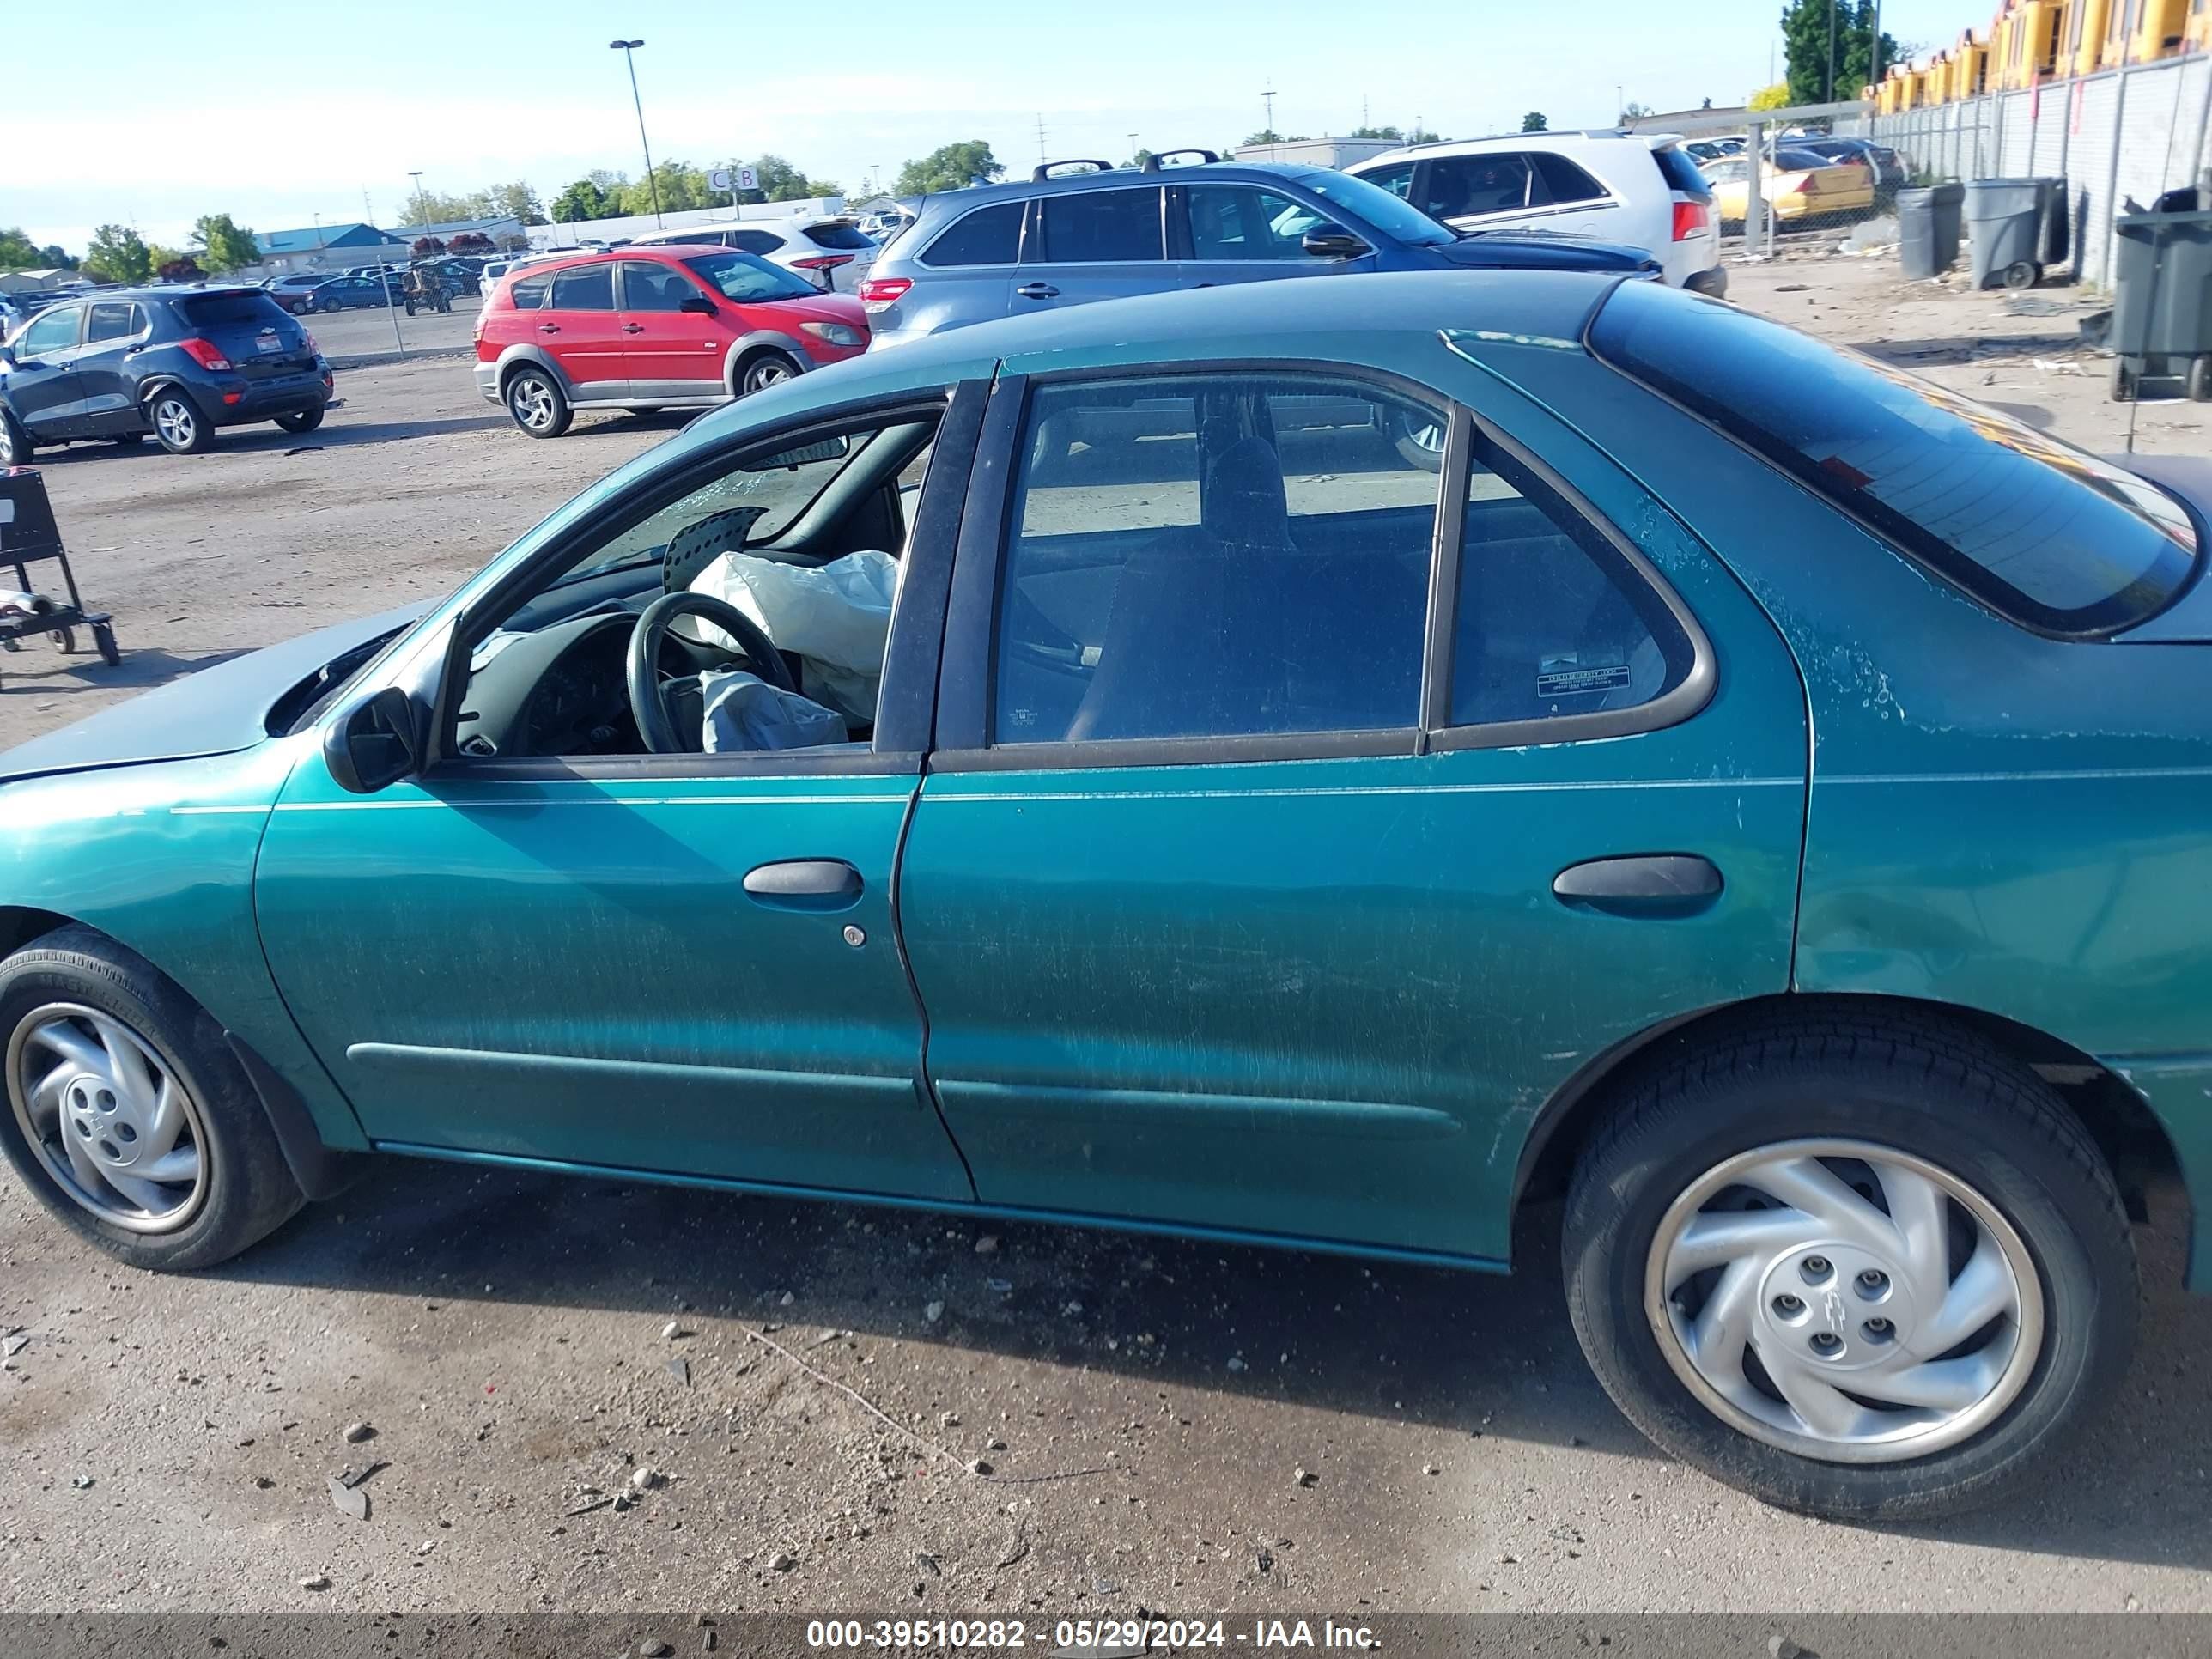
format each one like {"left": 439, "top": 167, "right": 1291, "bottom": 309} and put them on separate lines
{"left": 1241, "top": 128, "right": 1285, "bottom": 146}
{"left": 476, "top": 181, "right": 546, "bottom": 226}
{"left": 156, "top": 255, "right": 205, "bottom": 283}
{"left": 84, "top": 224, "right": 152, "bottom": 285}
{"left": 495, "top": 232, "right": 532, "bottom": 252}
{"left": 189, "top": 213, "right": 260, "bottom": 273}
{"left": 1348, "top": 125, "right": 1402, "bottom": 141}
{"left": 550, "top": 178, "right": 616, "bottom": 223}
{"left": 412, "top": 236, "right": 447, "bottom": 258}
{"left": 447, "top": 231, "right": 495, "bottom": 255}
{"left": 0, "top": 226, "right": 43, "bottom": 270}
{"left": 1521, "top": 112, "right": 1549, "bottom": 132}
{"left": 1749, "top": 81, "right": 1793, "bottom": 110}
{"left": 896, "top": 142, "right": 1004, "bottom": 196}
{"left": 1405, "top": 125, "right": 1443, "bottom": 143}
{"left": 1779, "top": 0, "right": 1899, "bottom": 104}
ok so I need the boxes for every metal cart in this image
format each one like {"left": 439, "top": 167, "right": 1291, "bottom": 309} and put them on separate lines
{"left": 0, "top": 469, "right": 119, "bottom": 684}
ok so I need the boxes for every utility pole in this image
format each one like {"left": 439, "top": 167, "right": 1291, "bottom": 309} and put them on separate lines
{"left": 1871, "top": 0, "right": 1884, "bottom": 86}
{"left": 609, "top": 40, "right": 662, "bottom": 228}
{"left": 1036, "top": 112, "right": 1047, "bottom": 163}
{"left": 406, "top": 170, "right": 425, "bottom": 230}
{"left": 1827, "top": 0, "right": 1840, "bottom": 101}
{"left": 1261, "top": 82, "right": 1276, "bottom": 135}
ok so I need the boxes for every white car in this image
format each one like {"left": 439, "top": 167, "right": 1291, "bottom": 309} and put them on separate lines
{"left": 1346, "top": 130, "right": 1725, "bottom": 295}
{"left": 625, "top": 214, "right": 880, "bottom": 294}
{"left": 477, "top": 250, "right": 563, "bottom": 298}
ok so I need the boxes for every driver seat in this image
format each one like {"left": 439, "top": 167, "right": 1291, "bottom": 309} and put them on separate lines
{"left": 663, "top": 506, "right": 769, "bottom": 593}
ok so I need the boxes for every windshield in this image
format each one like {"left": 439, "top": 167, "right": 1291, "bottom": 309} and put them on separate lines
{"left": 1300, "top": 171, "right": 1458, "bottom": 246}
{"left": 1591, "top": 279, "right": 2199, "bottom": 635}
{"left": 683, "top": 250, "right": 817, "bottom": 303}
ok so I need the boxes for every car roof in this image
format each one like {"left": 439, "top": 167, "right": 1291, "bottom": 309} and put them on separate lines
{"left": 1355, "top": 130, "right": 1682, "bottom": 168}
{"left": 34, "top": 284, "right": 270, "bottom": 306}
{"left": 911, "top": 160, "right": 1328, "bottom": 221}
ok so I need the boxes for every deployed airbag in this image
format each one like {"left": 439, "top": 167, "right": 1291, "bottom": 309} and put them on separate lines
{"left": 698, "top": 670, "right": 848, "bottom": 752}
{"left": 688, "top": 550, "right": 896, "bottom": 722}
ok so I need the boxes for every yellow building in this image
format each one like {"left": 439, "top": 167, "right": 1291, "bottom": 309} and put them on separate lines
{"left": 2063, "top": 0, "right": 2113, "bottom": 74}
{"left": 1954, "top": 35, "right": 1991, "bottom": 94}
{"left": 2190, "top": 0, "right": 2212, "bottom": 50}
{"left": 2101, "top": 0, "right": 2188, "bottom": 64}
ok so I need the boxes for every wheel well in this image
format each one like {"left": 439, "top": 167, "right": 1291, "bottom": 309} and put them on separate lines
{"left": 497, "top": 356, "right": 559, "bottom": 397}
{"left": 731, "top": 343, "right": 798, "bottom": 392}
{"left": 1513, "top": 992, "right": 2188, "bottom": 1269}
{"left": 0, "top": 906, "right": 75, "bottom": 958}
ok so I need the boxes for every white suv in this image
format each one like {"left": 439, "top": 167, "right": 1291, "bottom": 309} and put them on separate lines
{"left": 1347, "top": 131, "right": 1723, "bottom": 295}
{"left": 627, "top": 215, "right": 881, "bottom": 294}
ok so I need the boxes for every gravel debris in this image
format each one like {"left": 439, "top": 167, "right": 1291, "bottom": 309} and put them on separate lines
{"left": 342, "top": 1421, "right": 374, "bottom": 1444}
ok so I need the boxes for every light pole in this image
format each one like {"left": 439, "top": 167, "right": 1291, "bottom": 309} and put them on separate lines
{"left": 609, "top": 39, "right": 662, "bottom": 228}
{"left": 406, "top": 170, "right": 425, "bottom": 232}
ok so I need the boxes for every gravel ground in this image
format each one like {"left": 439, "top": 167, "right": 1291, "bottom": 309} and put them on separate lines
{"left": 2, "top": 253, "right": 2209, "bottom": 1618}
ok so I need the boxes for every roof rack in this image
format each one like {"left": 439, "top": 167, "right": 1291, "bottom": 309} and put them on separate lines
{"left": 1030, "top": 158, "right": 1116, "bottom": 181}
{"left": 1140, "top": 148, "right": 1220, "bottom": 171}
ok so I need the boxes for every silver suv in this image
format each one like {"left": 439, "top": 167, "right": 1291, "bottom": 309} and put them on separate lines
{"left": 857, "top": 151, "right": 1662, "bottom": 348}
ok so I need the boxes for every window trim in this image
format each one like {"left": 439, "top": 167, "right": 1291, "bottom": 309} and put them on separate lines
{"left": 417, "top": 385, "right": 968, "bottom": 781}
{"left": 930, "top": 353, "right": 1716, "bottom": 773}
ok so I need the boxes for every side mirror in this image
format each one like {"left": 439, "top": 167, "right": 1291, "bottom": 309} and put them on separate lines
{"left": 323, "top": 684, "right": 424, "bottom": 794}
{"left": 679, "top": 294, "right": 717, "bottom": 315}
{"left": 1302, "top": 227, "right": 1373, "bottom": 260}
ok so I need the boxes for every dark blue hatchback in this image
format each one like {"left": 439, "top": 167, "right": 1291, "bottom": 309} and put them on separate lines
{"left": 0, "top": 285, "right": 332, "bottom": 462}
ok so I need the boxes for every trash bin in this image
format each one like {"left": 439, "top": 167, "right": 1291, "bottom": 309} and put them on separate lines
{"left": 2109, "top": 207, "right": 2212, "bottom": 401}
{"left": 1899, "top": 187, "right": 1943, "bottom": 279}
{"left": 1965, "top": 178, "right": 2048, "bottom": 289}
{"left": 1929, "top": 181, "right": 1966, "bottom": 272}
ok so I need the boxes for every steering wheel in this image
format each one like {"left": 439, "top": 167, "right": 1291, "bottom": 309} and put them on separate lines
{"left": 626, "top": 591, "right": 796, "bottom": 754}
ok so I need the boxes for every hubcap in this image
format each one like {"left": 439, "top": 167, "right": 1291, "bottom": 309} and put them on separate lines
{"left": 155, "top": 400, "right": 196, "bottom": 447}
{"left": 7, "top": 1003, "right": 209, "bottom": 1233}
{"left": 513, "top": 379, "right": 555, "bottom": 431}
{"left": 0, "top": 422, "right": 18, "bottom": 465}
{"left": 1403, "top": 417, "right": 1444, "bottom": 453}
{"left": 744, "top": 360, "right": 792, "bottom": 393}
{"left": 1644, "top": 1139, "right": 2042, "bottom": 1463}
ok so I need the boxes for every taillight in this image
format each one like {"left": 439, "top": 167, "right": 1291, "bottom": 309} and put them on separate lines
{"left": 1671, "top": 200, "right": 1711, "bottom": 240}
{"left": 857, "top": 276, "right": 911, "bottom": 313}
{"left": 1788, "top": 175, "right": 1814, "bottom": 195}
{"left": 788, "top": 254, "right": 854, "bottom": 270}
{"left": 178, "top": 337, "right": 233, "bottom": 371}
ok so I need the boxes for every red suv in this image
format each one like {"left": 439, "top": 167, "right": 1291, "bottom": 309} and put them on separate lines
{"left": 472, "top": 246, "right": 869, "bottom": 438}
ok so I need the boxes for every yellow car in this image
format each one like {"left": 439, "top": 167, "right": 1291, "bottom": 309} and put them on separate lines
{"left": 1705, "top": 149, "right": 1876, "bottom": 228}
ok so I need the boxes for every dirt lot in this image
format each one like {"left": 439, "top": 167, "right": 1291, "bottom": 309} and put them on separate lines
{"left": 2, "top": 255, "right": 2209, "bottom": 1620}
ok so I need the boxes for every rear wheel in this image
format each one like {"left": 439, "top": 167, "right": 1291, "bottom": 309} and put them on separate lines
{"left": 148, "top": 390, "right": 214, "bottom": 455}
{"left": 2188, "top": 356, "right": 2212, "bottom": 403}
{"left": 1389, "top": 408, "right": 1446, "bottom": 472}
{"left": 505, "top": 367, "right": 572, "bottom": 438}
{"left": 0, "top": 926, "right": 304, "bottom": 1271}
{"left": 1562, "top": 1011, "right": 2136, "bottom": 1520}
{"left": 2002, "top": 260, "right": 2039, "bottom": 290}
{"left": 274, "top": 406, "right": 325, "bottom": 434}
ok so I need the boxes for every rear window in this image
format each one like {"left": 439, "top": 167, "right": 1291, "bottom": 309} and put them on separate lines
{"left": 175, "top": 293, "right": 293, "bottom": 329}
{"left": 803, "top": 222, "right": 878, "bottom": 251}
{"left": 1651, "top": 146, "right": 1714, "bottom": 203}
{"left": 921, "top": 201, "right": 1024, "bottom": 267}
{"left": 1590, "top": 279, "right": 2200, "bottom": 635}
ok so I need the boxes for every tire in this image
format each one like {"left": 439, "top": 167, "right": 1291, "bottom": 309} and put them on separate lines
{"left": 46, "top": 625, "right": 74, "bottom": 655}
{"left": 108, "top": 432, "right": 146, "bottom": 446}
{"left": 2112, "top": 360, "right": 2137, "bottom": 402}
{"left": 1561, "top": 1007, "right": 2136, "bottom": 1522}
{"left": 0, "top": 925, "right": 304, "bottom": 1271}
{"left": 147, "top": 389, "right": 214, "bottom": 455}
{"left": 404, "top": 299, "right": 417, "bottom": 317}
{"left": 2002, "top": 260, "right": 2039, "bottom": 290}
{"left": 0, "top": 408, "right": 33, "bottom": 469}
{"left": 274, "top": 405, "right": 325, "bottom": 434}
{"left": 737, "top": 350, "right": 799, "bottom": 397}
{"left": 92, "top": 622, "right": 120, "bottom": 667}
{"left": 504, "top": 366, "right": 572, "bottom": 438}
{"left": 1389, "top": 408, "right": 1446, "bottom": 472}
{"left": 2188, "top": 356, "right": 2212, "bottom": 403}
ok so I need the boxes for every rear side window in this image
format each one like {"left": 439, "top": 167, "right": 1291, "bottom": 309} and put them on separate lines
{"left": 994, "top": 373, "right": 1442, "bottom": 745}
{"left": 85, "top": 302, "right": 143, "bottom": 343}
{"left": 1652, "top": 146, "right": 1715, "bottom": 203}
{"left": 550, "top": 265, "right": 616, "bottom": 311}
{"left": 1590, "top": 280, "right": 2200, "bottom": 635}
{"left": 1424, "top": 154, "right": 1534, "bottom": 218}
{"left": 509, "top": 276, "right": 550, "bottom": 309}
{"left": 727, "top": 229, "right": 784, "bottom": 254}
{"left": 803, "top": 222, "right": 877, "bottom": 251}
{"left": 1037, "top": 188, "right": 1164, "bottom": 263}
{"left": 920, "top": 201, "right": 1024, "bottom": 267}
{"left": 175, "top": 293, "right": 292, "bottom": 329}
{"left": 1533, "top": 153, "right": 1610, "bottom": 206}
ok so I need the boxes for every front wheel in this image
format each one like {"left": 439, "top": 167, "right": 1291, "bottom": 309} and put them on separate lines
{"left": 0, "top": 409, "right": 33, "bottom": 469}
{"left": 0, "top": 926, "right": 304, "bottom": 1270}
{"left": 1389, "top": 408, "right": 1446, "bottom": 472}
{"left": 737, "top": 351, "right": 799, "bottom": 397}
{"left": 148, "top": 390, "right": 214, "bottom": 455}
{"left": 1562, "top": 1011, "right": 2136, "bottom": 1521}
{"left": 505, "top": 367, "right": 572, "bottom": 438}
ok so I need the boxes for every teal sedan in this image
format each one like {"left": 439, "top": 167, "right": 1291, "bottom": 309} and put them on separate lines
{"left": 1, "top": 271, "right": 2206, "bottom": 1524}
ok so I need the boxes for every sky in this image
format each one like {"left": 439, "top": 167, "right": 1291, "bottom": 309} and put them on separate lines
{"left": 1, "top": 0, "right": 1974, "bottom": 255}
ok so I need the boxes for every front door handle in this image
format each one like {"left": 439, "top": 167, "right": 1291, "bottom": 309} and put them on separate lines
{"left": 623, "top": 323, "right": 646, "bottom": 333}
{"left": 538, "top": 322, "right": 561, "bottom": 333}
{"left": 1014, "top": 282, "right": 1060, "bottom": 300}
{"left": 1552, "top": 854, "right": 1723, "bottom": 917}
{"left": 743, "top": 858, "right": 864, "bottom": 910}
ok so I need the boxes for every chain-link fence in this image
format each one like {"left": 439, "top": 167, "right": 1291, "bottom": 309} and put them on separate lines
{"left": 1869, "top": 55, "right": 2212, "bottom": 289}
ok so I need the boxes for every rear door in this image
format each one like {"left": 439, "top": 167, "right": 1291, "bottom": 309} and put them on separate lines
{"left": 73, "top": 301, "right": 151, "bottom": 434}
{"left": 896, "top": 360, "right": 1810, "bottom": 1260}
{"left": 1175, "top": 180, "right": 1372, "bottom": 288}
{"left": 541, "top": 263, "right": 629, "bottom": 398}
{"left": 896, "top": 199, "right": 1024, "bottom": 334}
{"left": 615, "top": 259, "right": 723, "bottom": 400}
{"left": 3, "top": 304, "right": 86, "bottom": 437}
{"left": 1014, "top": 186, "right": 1168, "bottom": 316}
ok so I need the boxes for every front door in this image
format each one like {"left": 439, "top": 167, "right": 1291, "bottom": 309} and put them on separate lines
{"left": 1175, "top": 181, "right": 1374, "bottom": 288}
{"left": 255, "top": 389, "right": 983, "bottom": 1200}
{"left": 3, "top": 304, "right": 87, "bottom": 439}
{"left": 541, "top": 263, "right": 629, "bottom": 398}
{"left": 896, "top": 364, "right": 1810, "bottom": 1261}
{"left": 616, "top": 259, "right": 723, "bottom": 400}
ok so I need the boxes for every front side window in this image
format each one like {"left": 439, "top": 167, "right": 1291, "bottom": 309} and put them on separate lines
{"left": 618, "top": 260, "right": 692, "bottom": 311}
{"left": 1036, "top": 188, "right": 1164, "bottom": 263}
{"left": 1451, "top": 435, "right": 1696, "bottom": 728}
{"left": 1589, "top": 279, "right": 2199, "bottom": 635}
{"left": 993, "top": 373, "right": 1442, "bottom": 746}
{"left": 550, "top": 264, "right": 616, "bottom": 311}
{"left": 1357, "top": 161, "right": 1417, "bottom": 200}
{"left": 14, "top": 307, "right": 82, "bottom": 357}
{"left": 1185, "top": 186, "right": 1326, "bottom": 259}
{"left": 920, "top": 201, "right": 1024, "bottom": 267}
{"left": 1425, "top": 154, "right": 1535, "bottom": 218}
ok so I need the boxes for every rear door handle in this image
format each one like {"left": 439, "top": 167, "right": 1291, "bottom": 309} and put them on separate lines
{"left": 743, "top": 859, "right": 864, "bottom": 910}
{"left": 1552, "top": 854, "right": 1723, "bottom": 917}
{"left": 1014, "top": 283, "right": 1060, "bottom": 300}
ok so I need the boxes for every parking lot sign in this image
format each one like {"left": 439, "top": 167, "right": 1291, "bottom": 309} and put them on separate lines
{"left": 710, "top": 166, "right": 760, "bottom": 194}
